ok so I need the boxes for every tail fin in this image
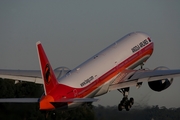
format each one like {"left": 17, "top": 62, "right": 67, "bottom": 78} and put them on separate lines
{"left": 36, "top": 41, "right": 58, "bottom": 95}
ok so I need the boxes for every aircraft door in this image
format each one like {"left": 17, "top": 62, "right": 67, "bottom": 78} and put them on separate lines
{"left": 73, "top": 89, "right": 78, "bottom": 97}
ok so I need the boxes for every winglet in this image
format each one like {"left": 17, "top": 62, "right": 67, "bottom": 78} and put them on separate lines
{"left": 36, "top": 41, "right": 58, "bottom": 95}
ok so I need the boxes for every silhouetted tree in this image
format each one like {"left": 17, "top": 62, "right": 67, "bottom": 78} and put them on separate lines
{"left": 1, "top": 78, "right": 180, "bottom": 120}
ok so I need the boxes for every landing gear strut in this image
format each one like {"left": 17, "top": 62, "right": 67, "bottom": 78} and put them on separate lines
{"left": 118, "top": 88, "right": 134, "bottom": 111}
{"left": 140, "top": 63, "right": 144, "bottom": 70}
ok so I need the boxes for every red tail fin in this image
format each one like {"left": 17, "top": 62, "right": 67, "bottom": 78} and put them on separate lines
{"left": 36, "top": 41, "right": 58, "bottom": 95}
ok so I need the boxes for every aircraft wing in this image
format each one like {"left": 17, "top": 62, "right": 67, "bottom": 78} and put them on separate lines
{"left": 109, "top": 69, "right": 180, "bottom": 91}
{"left": 0, "top": 69, "right": 65, "bottom": 84}
{"left": 0, "top": 69, "right": 43, "bottom": 84}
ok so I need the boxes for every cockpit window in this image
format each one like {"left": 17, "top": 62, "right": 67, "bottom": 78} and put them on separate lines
{"left": 147, "top": 37, "right": 151, "bottom": 42}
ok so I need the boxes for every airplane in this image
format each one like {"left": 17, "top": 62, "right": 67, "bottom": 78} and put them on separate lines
{"left": 0, "top": 31, "right": 180, "bottom": 111}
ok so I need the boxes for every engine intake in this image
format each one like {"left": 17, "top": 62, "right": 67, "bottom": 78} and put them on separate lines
{"left": 148, "top": 66, "right": 173, "bottom": 92}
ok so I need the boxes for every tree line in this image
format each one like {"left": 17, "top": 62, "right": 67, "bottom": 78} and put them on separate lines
{"left": 0, "top": 79, "right": 180, "bottom": 120}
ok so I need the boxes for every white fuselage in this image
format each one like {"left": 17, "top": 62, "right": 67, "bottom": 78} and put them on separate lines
{"left": 57, "top": 32, "right": 154, "bottom": 108}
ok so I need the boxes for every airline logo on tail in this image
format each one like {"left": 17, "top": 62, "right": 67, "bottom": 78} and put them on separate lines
{"left": 44, "top": 64, "right": 51, "bottom": 84}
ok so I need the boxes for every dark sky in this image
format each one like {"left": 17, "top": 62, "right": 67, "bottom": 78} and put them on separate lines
{"left": 0, "top": 1, "right": 180, "bottom": 108}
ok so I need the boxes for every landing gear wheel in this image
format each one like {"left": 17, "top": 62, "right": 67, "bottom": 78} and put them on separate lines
{"left": 125, "top": 103, "right": 130, "bottom": 111}
{"left": 129, "top": 98, "right": 134, "bottom": 106}
{"left": 118, "top": 104, "right": 123, "bottom": 111}
{"left": 120, "top": 97, "right": 128, "bottom": 104}
{"left": 117, "top": 88, "right": 134, "bottom": 111}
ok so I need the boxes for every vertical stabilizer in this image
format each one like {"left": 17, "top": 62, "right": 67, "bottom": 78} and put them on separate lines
{"left": 36, "top": 41, "right": 58, "bottom": 95}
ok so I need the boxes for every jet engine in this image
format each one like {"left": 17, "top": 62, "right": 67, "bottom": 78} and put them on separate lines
{"left": 148, "top": 66, "right": 173, "bottom": 92}
{"left": 54, "top": 67, "right": 71, "bottom": 80}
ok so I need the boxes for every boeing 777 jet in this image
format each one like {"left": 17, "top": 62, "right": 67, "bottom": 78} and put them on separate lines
{"left": 0, "top": 32, "right": 180, "bottom": 111}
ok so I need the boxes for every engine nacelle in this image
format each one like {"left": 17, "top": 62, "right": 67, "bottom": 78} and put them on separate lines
{"left": 54, "top": 67, "right": 71, "bottom": 80}
{"left": 148, "top": 66, "right": 173, "bottom": 92}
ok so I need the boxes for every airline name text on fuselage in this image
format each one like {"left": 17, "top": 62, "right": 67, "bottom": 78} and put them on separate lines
{"left": 80, "top": 76, "right": 94, "bottom": 87}
{"left": 131, "top": 39, "right": 149, "bottom": 53}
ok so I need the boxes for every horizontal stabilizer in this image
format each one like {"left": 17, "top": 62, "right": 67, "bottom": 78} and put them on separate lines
{"left": 56, "top": 98, "right": 98, "bottom": 103}
{"left": 0, "top": 98, "right": 39, "bottom": 103}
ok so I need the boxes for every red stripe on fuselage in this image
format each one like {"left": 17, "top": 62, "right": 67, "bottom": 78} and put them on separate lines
{"left": 78, "top": 42, "right": 154, "bottom": 98}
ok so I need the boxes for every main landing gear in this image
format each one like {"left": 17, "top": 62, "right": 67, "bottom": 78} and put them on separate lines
{"left": 118, "top": 88, "right": 134, "bottom": 111}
